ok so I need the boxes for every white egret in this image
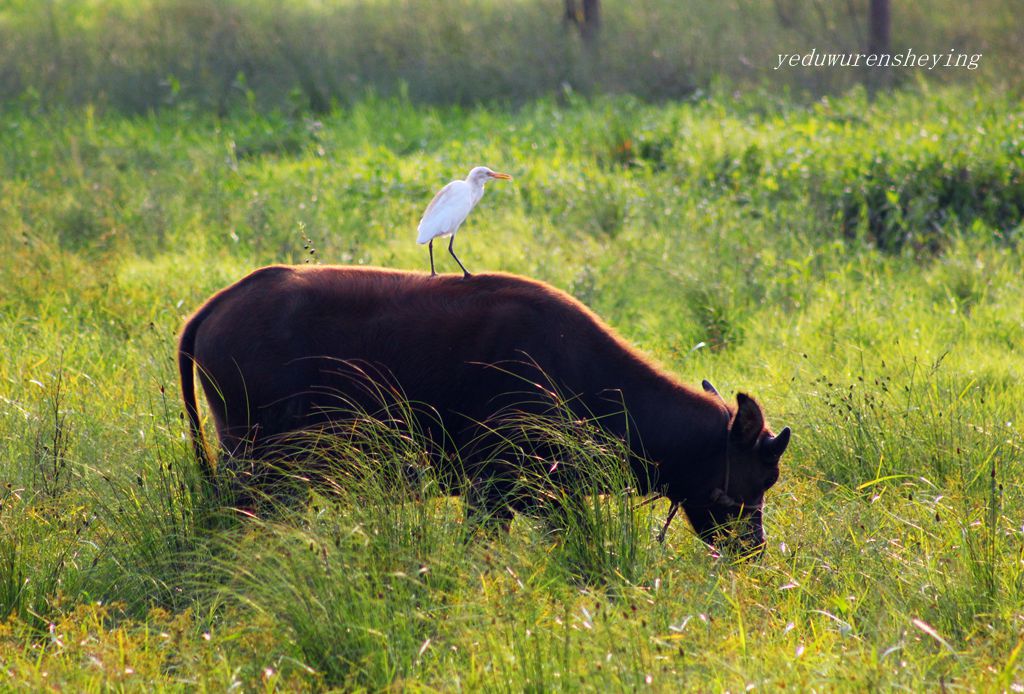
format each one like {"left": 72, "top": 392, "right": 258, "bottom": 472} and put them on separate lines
{"left": 417, "top": 166, "right": 512, "bottom": 277}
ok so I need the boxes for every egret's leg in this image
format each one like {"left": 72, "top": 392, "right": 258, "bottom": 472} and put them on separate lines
{"left": 428, "top": 240, "right": 436, "bottom": 277}
{"left": 448, "top": 235, "right": 472, "bottom": 278}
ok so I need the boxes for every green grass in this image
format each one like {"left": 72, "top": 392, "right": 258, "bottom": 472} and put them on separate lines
{"left": 1, "top": 85, "right": 1023, "bottom": 690}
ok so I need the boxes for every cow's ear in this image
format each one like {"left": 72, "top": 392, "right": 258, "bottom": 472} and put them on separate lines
{"left": 731, "top": 393, "right": 764, "bottom": 448}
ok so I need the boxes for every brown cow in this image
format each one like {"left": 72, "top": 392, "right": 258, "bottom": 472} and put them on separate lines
{"left": 178, "top": 265, "right": 790, "bottom": 550}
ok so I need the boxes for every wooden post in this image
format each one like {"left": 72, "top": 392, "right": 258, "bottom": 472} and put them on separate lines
{"left": 564, "top": 0, "right": 600, "bottom": 48}
{"left": 867, "top": 0, "right": 891, "bottom": 93}
{"left": 580, "top": 0, "right": 600, "bottom": 48}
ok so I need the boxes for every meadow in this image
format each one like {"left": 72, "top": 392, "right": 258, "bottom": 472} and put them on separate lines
{"left": 1, "top": 85, "right": 1023, "bottom": 690}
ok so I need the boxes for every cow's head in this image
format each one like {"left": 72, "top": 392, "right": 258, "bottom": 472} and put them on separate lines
{"left": 660, "top": 381, "right": 790, "bottom": 555}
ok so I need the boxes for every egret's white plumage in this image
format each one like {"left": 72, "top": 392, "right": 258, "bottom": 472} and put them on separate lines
{"left": 417, "top": 166, "right": 512, "bottom": 277}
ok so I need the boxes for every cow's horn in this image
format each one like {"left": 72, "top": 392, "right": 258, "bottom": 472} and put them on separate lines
{"left": 702, "top": 379, "right": 725, "bottom": 403}
{"left": 763, "top": 427, "right": 791, "bottom": 457}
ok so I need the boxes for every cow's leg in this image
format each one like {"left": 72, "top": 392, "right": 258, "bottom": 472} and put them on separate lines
{"left": 465, "top": 467, "right": 516, "bottom": 533}
{"left": 217, "top": 425, "right": 308, "bottom": 514}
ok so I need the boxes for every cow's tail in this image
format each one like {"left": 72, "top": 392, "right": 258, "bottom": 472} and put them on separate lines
{"left": 178, "top": 306, "right": 215, "bottom": 487}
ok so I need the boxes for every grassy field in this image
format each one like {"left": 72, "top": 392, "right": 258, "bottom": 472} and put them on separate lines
{"left": 1, "top": 86, "right": 1023, "bottom": 690}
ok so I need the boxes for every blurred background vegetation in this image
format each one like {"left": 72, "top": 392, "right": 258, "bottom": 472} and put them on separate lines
{"left": 0, "top": 0, "right": 1019, "bottom": 114}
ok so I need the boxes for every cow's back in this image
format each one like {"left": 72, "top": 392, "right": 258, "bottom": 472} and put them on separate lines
{"left": 188, "top": 266, "right": 636, "bottom": 458}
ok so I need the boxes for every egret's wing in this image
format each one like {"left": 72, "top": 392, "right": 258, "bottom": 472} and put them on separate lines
{"left": 417, "top": 181, "right": 473, "bottom": 244}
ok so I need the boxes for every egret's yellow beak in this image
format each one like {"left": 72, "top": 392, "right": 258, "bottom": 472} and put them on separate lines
{"left": 488, "top": 172, "right": 513, "bottom": 180}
